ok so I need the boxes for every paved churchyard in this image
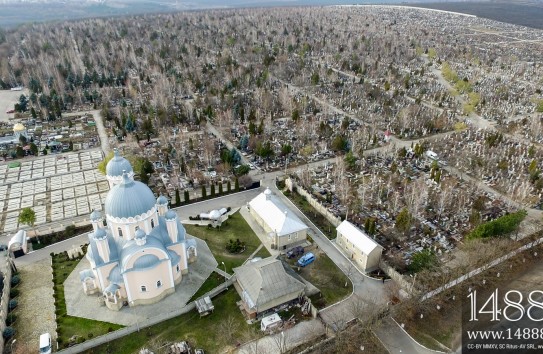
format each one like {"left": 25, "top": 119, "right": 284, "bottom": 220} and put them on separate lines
{"left": 0, "top": 149, "right": 108, "bottom": 234}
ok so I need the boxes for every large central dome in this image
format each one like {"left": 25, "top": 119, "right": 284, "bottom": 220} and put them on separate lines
{"left": 105, "top": 173, "right": 156, "bottom": 219}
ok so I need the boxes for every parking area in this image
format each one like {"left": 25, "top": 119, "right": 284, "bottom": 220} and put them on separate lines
{"left": 0, "top": 149, "right": 108, "bottom": 234}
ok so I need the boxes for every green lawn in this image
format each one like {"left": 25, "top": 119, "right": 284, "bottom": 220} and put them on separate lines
{"left": 87, "top": 289, "right": 249, "bottom": 354}
{"left": 185, "top": 211, "right": 270, "bottom": 273}
{"left": 188, "top": 272, "right": 224, "bottom": 303}
{"left": 284, "top": 250, "right": 352, "bottom": 309}
{"left": 52, "top": 251, "right": 123, "bottom": 348}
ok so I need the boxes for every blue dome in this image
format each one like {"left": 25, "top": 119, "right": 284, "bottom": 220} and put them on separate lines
{"left": 90, "top": 209, "right": 102, "bottom": 221}
{"left": 106, "top": 149, "right": 133, "bottom": 177}
{"left": 157, "top": 195, "right": 168, "bottom": 205}
{"left": 135, "top": 229, "right": 146, "bottom": 239}
{"left": 92, "top": 228, "right": 107, "bottom": 240}
{"left": 105, "top": 174, "right": 156, "bottom": 218}
{"left": 165, "top": 210, "right": 178, "bottom": 220}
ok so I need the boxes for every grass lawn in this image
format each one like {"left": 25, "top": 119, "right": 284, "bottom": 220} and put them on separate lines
{"left": 283, "top": 190, "right": 337, "bottom": 240}
{"left": 283, "top": 249, "right": 352, "bottom": 309}
{"left": 86, "top": 289, "right": 249, "bottom": 354}
{"left": 188, "top": 272, "right": 224, "bottom": 303}
{"left": 52, "top": 251, "right": 123, "bottom": 348}
{"left": 185, "top": 211, "right": 270, "bottom": 273}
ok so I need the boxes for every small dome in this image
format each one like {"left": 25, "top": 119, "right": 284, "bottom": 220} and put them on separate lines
{"left": 13, "top": 123, "right": 25, "bottom": 132}
{"left": 106, "top": 149, "right": 133, "bottom": 177}
{"left": 90, "top": 209, "right": 103, "bottom": 221}
{"left": 134, "top": 229, "right": 147, "bottom": 245}
{"left": 105, "top": 173, "right": 156, "bottom": 219}
{"left": 156, "top": 195, "right": 168, "bottom": 205}
{"left": 93, "top": 228, "right": 107, "bottom": 240}
{"left": 165, "top": 210, "right": 178, "bottom": 220}
{"left": 209, "top": 209, "right": 222, "bottom": 220}
{"left": 135, "top": 229, "right": 146, "bottom": 239}
{"left": 264, "top": 188, "right": 272, "bottom": 195}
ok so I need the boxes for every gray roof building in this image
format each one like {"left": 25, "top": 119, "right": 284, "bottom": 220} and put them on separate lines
{"left": 233, "top": 257, "right": 306, "bottom": 318}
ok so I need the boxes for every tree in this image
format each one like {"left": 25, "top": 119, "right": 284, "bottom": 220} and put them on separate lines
{"left": 218, "top": 183, "right": 223, "bottom": 195}
{"left": 344, "top": 151, "right": 358, "bottom": 171}
{"left": 184, "top": 190, "right": 190, "bottom": 204}
{"left": 29, "top": 142, "right": 38, "bottom": 156}
{"left": 291, "top": 109, "right": 300, "bottom": 121}
{"left": 467, "top": 210, "right": 527, "bottom": 239}
{"left": 235, "top": 177, "right": 240, "bottom": 192}
{"left": 409, "top": 249, "right": 438, "bottom": 273}
{"left": 281, "top": 143, "right": 292, "bottom": 156}
{"left": 235, "top": 165, "right": 250, "bottom": 176}
{"left": 97, "top": 151, "right": 114, "bottom": 174}
{"left": 15, "top": 146, "right": 24, "bottom": 158}
{"left": 175, "top": 189, "right": 181, "bottom": 206}
{"left": 227, "top": 181, "right": 232, "bottom": 193}
{"left": 19, "top": 207, "right": 37, "bottom": 241}
{"left": 210, "top": 184, "right": 216, "bottom": 197}
{"left": 331, "top": 134, "right": 349, "bottom": 152}
{"left": 395, "top": 207, "right": 412, "bottom": 236}
{"left": 201, "top": 185, "right": 207, "bottom": 199}
{"left": 311, "top": 72, "right": 320, "bottom": 85}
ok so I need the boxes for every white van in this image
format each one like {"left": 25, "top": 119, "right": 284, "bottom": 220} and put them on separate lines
{"left": 39, "top": 333, "right": 52, "bottom": 354}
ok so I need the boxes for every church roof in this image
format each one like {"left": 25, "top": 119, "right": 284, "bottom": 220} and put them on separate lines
{"left": 105, "top": 173, "right": 156, "bottom": 219}
{"left": 233, "top": 257, "right": 305, "bottom": 309}
{"left": 108, "top": 265, "right": 123, "bottom": 284}
{"left": 106, "top": 148, "right": 133, "bottom": 177}
{"left": 249, "top": 188, "right": 308, "bottom": 236}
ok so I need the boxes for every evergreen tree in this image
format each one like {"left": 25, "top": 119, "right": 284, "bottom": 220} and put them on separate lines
{"left": 201, "top": 185, "right": 207, "bottom": 199}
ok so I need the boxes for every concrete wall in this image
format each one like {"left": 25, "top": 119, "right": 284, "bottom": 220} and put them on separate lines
{"left": 0, "top": 255, "right": 13, "bottom": 353}
{"left": 285, "top": 178, "right": 341, "bottom": 229}
{"left": 379, "top": 260, "right": 412, "bottom": 293}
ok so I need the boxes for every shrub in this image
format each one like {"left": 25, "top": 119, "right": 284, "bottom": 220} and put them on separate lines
{"left": 88, "top": 333, "right": 94, "bottom": 339}
{"left": 108, "top": 327, "right": 114, "bottom": 333}
{"left": 3, "top": 327, "right": 15, "bottom": 339}
{"left": 11, "top": 275, "right": 20, "bottom": 286}
{"left": 8, "top": 299, "right": 18, "bottom": 310}
{"left": 6, "top": 314, "right": 17, "bottom": 326}
{"left": 9, "top": 288, "right": 19, "bottom": 298}
{"left": 226, "top": 238, "right": 245, "bottom": 253}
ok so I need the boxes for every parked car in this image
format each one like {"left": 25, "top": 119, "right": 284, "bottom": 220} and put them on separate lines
{"left": 286, "top": 246, "right": 304, "bottom": 259}
{"left": 39, "top": 333, "right": 52, "bottom": 354}
{"left": 297, "top": 252, "right": 315, "bottom": 267}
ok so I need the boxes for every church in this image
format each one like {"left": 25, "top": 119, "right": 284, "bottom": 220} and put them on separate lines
{"left": 79, "top": 149, "right": 197, "bottom": 310}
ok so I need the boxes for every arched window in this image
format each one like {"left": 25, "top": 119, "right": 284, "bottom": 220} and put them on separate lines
{"left": 151, "top": 219, "right": 155, "bottom": 228}
{"left": 140, "top": 285, "right": 147, "bottom": 292}
{"left": 135, "top": 226, "right": 139, "bottom": 232}
{"left": 156, "top": 280, "right": 162, "bottom": 288}
{"left": 118, "top": 227, "right": 123, "bottom": 237}
{"left": 176, "top": 265, "right": 180, "bottom": 273}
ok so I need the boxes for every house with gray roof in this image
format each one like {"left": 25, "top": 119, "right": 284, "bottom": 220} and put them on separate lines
{"left": 79, "top": 150, "right": 198, "bottom": 310}
{"left": 233, "top": 257, "right": 306, "bottom": 319}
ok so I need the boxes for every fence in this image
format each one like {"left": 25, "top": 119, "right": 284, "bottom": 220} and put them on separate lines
{"left": 0, "top": 254, "right": 14, "bottom": 353}
{"left": 285, "top": 178, "right": 342, "bottom": 228}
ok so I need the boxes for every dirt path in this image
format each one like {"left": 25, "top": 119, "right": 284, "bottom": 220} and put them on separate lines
{"left": 15, "top": 258, "right": 56, "bottom": 351}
